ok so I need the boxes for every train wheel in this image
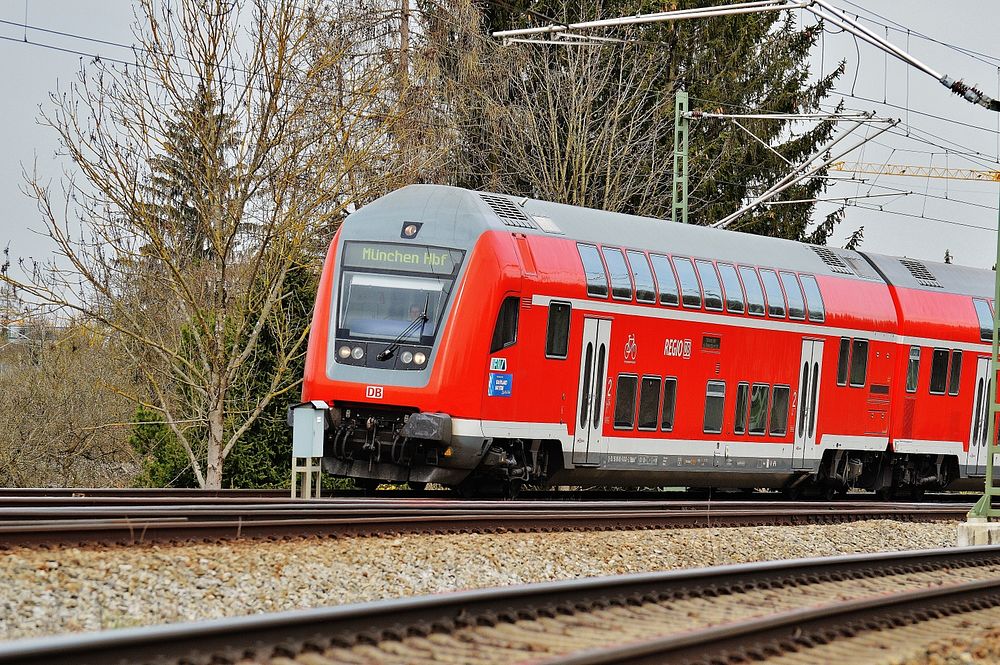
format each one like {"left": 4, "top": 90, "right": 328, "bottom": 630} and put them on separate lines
{"left": 504, "top": 480, "right": 523, "bottom": 500}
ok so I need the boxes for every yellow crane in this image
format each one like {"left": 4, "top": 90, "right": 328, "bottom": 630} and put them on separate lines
{"left": 830, "top": 161, "right": 1000, "bottom": 182}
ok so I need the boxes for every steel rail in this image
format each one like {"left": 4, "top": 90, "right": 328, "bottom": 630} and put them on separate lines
{"left": 550, "top": 578, "right": 1000, "bottom": 664}
{"left": 0, "top": 500, "right": 970, "bottom": 546}
{"left": 0, "top": 487, "right": 978, "bottom": 502}
{"left": 2, "top": 545, "right": 999, "bottom": 665}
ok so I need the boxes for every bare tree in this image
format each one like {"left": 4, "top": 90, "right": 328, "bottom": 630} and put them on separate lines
{"left": 0, "top": 322, "right": 137, "bottom": 487}
{"left": 3, "top": 0, "right": 406, "bottom": 488}
{"left": 487, "top": 43, "right": 675, "bottom": 213}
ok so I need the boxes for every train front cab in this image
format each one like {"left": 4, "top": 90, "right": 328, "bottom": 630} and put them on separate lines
{"left": 298, "top": 186, "right": 567, "bottom": 493}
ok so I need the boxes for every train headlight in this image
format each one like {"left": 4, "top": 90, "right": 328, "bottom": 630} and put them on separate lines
{"left": 338, "top": 345, "right": 352, "bottom": 359}
{"left": 351, "top": 346, "right": 365, "bottom": 360}
{"left": 400, "top": 351, "right": 414, "bottom": 364}
{"left": 413, "top": 351, "right": 427, "bottom": 365}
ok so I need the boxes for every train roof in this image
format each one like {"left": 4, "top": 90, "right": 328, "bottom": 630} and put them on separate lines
{"left": 351, "top": 184, "right": 994, "bottom": 299}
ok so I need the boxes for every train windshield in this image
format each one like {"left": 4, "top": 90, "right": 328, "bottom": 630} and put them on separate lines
{"left": 337, "top": 241, "right": 464, "bottom": 342}
{"left": 339, "top": 273, "right": 449, "bottom": 341}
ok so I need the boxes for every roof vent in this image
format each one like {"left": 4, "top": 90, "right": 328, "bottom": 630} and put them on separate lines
{"left": 479, "top": 193, "right": 536, "bottom": 229}
{"left": 532, "top": 215, "right": 563, "bottom": 234}
{"left": 899, "top": 258, "right": 942, "bottom": 288}
{"left": 809, "top": 246, "right": 853, "bottom": 275}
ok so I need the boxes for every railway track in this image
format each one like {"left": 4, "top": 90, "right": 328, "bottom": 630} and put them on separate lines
{"left": 3, "top": 545, "right": 1000, "bottom": 664}
{"left": 0, "top": 493, "right": 971, "bottom": 546}
{"left": 0, "top": 486, "right": 978, "bottom": 501}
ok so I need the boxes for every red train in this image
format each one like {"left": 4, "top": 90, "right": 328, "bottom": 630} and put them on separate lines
{"left": 295, "top": 184, "right": 996, "bottom": 497}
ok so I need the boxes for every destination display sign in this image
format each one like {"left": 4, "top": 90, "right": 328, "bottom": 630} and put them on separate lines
{"left": 343, "top": 241, "right": 463, "bottom": 275}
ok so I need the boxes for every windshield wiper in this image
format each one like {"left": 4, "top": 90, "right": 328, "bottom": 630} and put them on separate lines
{"left": 376, "top": 295, "right": 429, "bottom": 362}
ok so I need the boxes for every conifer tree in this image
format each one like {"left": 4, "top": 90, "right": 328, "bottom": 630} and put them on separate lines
{"left": 146, "top": 83, "right": 237, "bottom": 262}
{"left": 423, "top": 0, "right": 845, "bottom": 242}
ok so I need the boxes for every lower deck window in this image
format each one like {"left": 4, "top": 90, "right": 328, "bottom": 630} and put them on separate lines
{"left": 637, "top": 376, "right": 661, "bottom": 430}
{"left": 906, "top": 346, "right": 920, "bottom": 392}
{"left": 703, "top": 381, "right": 726, "bottom": 434}
{"left": 849, "top": 339, "right": 868, "bottom": 387}
{"left": 749, "top": 384, "right": 769, "bottom": 435}
{"left": 661, "top": 378, "right": 677, "bottom": 431}
{"left": 949, "top": 350, "right": 963, "bottom": 396}
{"left": 836, "top": 338, "right": 850, "bottom": 386}
{"left": 734, "top": 382, "right": 749, "bottom": 434}
{"left": 545, "top": 302, "right": 571, "bottom": 358}
{"left": 929, "top": 348, "right": 949, "bottom": 394}
{"left": 769, "top": 386, "right": 790, "bottom": 436}
{"left": 614, "top": 375, "right": 639, "bottom": 429}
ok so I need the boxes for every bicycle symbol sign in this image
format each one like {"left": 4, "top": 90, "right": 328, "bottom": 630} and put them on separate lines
{"left": 624, "top": 334, "right": 637, "bottom": 364}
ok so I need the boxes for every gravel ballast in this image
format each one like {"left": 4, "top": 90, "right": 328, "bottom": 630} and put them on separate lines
{"left": 0, "top": 519, "right": 960, "bottom": 641}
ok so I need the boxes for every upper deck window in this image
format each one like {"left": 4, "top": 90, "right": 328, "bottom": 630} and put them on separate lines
{"left": 779, "top": 272, "right": 806, "bottom": 320}
{"left": 672, "top": 257, "right": 703, "bottom": 309}
{"left": 626, "top": 251, "right": 657, "bottom": 304}
{"left": 602, "top": 247, "right": 634, "bottom": 301}
{"left": 739, "top": 266, "right": 766, "bottom": 316}
{"left": 759, "top": 268, "right": 786, "bottom": 318}
{"left": 577, "top": 244, "right": 609, "bottom": 298}
{"left": 696, "top": 260, "right": 724, "bottom": 311}
{"left": 799, "top": 274, "right": 825, "bottom": 322}
{"left": 649, "top": 254, "right": 680, "bottom": 306}
{"left": 717, "top": 263, "right": 746, "bottom": 314}
{"left": 974, "top": 298, "right": 994, "bottom": 342}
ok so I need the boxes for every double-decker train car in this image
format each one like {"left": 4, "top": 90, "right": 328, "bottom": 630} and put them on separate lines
{"left": 295, "top": 184, "right": 996, "bottom": 497}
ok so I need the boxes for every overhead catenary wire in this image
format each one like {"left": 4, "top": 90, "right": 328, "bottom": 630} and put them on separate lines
{"left": 492, "top": 0, "right": 809, "bottom": 39}
{"left": 762, "top": 191, "right": 906, "bottom": 205}
{"left": 712, "top": 116, "right": 899, "bottom": 229}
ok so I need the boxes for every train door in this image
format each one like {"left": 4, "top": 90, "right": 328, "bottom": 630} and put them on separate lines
{"left": 968, "top": 356, "right": 992, "bottom": 472}
{"left": 793, "top": 339, "right": 824, "bottom": 468}
{"left": 573, "top": 317, "right": 611, "bottom": 465}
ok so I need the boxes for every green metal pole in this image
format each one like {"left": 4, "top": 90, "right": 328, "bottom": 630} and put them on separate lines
{"left": 969, "top": 185, "right": 1000, "bottom": 518}
{"left": 672, "top": 90, "right": 689, "bottom": 224}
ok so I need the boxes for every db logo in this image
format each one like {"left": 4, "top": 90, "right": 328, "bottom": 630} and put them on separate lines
{"left": 366, "top": 385, "right": 384, "bottom": 399}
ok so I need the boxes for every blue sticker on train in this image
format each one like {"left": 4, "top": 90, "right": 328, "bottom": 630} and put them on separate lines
{"left": 488, "top": 373, "right": 513, "bottom": 397}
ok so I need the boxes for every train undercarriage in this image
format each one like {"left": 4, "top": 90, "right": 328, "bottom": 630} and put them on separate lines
{"left": 319, "top": 403, "right": 969, "bottom": 498}
{"left": 320, "top": 403, "right": 560, "bottom": 496}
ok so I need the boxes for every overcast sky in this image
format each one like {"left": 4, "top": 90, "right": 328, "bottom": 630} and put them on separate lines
{"left": 2, "top": 1, "right": 1000, "bottom": 270}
